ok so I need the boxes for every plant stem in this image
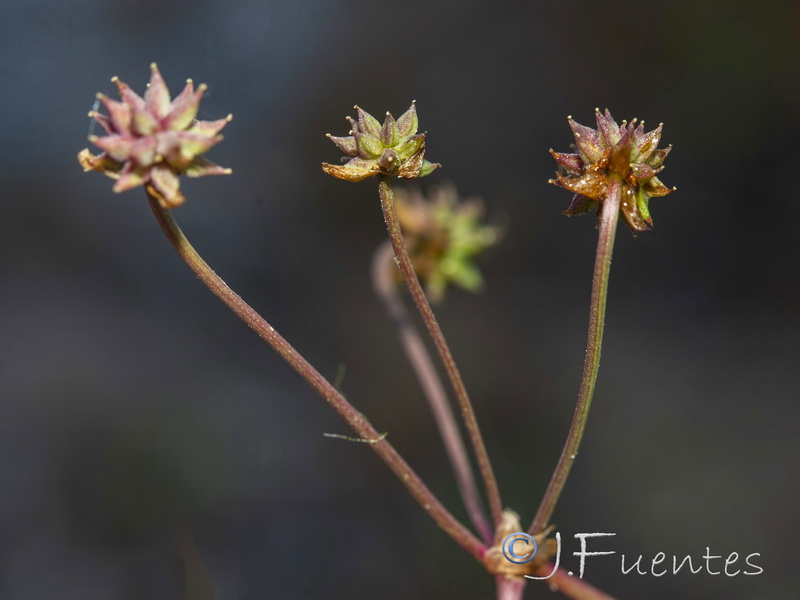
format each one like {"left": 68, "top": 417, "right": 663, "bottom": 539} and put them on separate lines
{"left": 529, "top": 178, "right": 622, "bottom": 535}
{"left": 530, "top": 565, "right": 616, "bottom": 600}
{"left": 377, "top": 175, "right": 504, "bottom": 528}
{"left": 496, "top": 576, "right": 526, "bottom": 600}
{"left": 372, "top": 240, "right": 493, "bottom": 544}
{"left": 145, "top": 190, "right": 486, "bottom": 562}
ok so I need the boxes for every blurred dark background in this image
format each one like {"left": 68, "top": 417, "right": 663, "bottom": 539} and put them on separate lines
{"left": 1, "top": 0, "right": 798, "bottom": 598}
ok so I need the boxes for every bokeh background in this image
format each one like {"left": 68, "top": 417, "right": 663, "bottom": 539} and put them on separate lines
{"left": 1, "top": 0, "right": 798, "bottom": 598}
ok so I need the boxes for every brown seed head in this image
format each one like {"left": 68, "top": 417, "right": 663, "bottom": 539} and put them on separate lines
{"left": 549, "top": 108, "right": 674, "bottom": 233}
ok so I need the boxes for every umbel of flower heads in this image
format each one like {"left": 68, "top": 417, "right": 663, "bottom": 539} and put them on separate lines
{"left": 394, "top": 183, "right": 497, "bottom": 303}
{"left": 549, "top": 108, "right": 674, "bottom": 233}
{"left": 322, "top": 102, "right": 440, "bottom": 182}
{"left": 78, "top": 63, "right": 231, "bottom": 208}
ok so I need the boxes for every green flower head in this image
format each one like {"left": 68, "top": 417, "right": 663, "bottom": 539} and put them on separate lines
{"left": 322, "top": 102, "right": 440, "bottom": 182}
{"left": 393, "top": 183, "right": 497, "bottom": 302}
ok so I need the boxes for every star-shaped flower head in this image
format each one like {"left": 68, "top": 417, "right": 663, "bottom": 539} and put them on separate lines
{"left": 393, "top": 183, "right": 497, "bottom": 303}
{"left": 322, "top": 102, "right": 440, "bottom": 182}
{"left": 549, "top": 108, "right": 675, "bottom": 233}
{"left": 78, "top": 63, "right": 232, "bottom": 208}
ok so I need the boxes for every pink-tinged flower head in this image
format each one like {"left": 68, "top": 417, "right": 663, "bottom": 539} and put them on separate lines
{"left": 549, "top": 108, "right": 675, "bottom": 233}
{"left": 322, "top": 102, "right": 440, "bottom": 182}
{"left": 78, "top": 63, "right": 232, "bottom": 208}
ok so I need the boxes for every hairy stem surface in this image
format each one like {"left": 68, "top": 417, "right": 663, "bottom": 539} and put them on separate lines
{"left": 378, "top": 175, "right": 503, "bottom": 527}
{"left": 372, "top": 240, "right": 493, "bottom": 544}
{"left": 146, "top": 190, "right": 485, "bottom": 562}
{"left": 529, "top": 178, "right": 622, "bottom": 535}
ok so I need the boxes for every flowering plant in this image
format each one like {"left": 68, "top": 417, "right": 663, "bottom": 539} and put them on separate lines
{"left": 79, "top": 66, "right": 675, "bottom": 600}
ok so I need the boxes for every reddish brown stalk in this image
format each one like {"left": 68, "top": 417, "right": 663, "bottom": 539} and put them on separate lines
{"left": 496, "top": 576, "right": 526, "bottom": 600}
{"left": 146, "top": 190, "right": 485, "bottom": 562}
{"left": 372, "top": 240, "right": 493, "bottom": 544}
{"left": 529, "top": 178, "right": 622, "bottom": 535}
{"left": 377, "top": 175, "right": 503, "bottom": 527}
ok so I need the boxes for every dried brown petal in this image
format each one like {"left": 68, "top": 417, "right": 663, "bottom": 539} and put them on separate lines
{"left": 321, "top": 159, "right": 380, "bottom": 182}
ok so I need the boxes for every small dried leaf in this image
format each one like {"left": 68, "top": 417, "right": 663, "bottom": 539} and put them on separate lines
{"left": 321, "top": 161, "right": 379, "bottom": 182}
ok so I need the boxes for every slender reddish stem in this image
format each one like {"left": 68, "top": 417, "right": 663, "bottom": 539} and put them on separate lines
{"left": 529, "top": 178, "right": 622, "bottom": 535}
{"left": 146, "top": 190, "right": 486, "bottom": 562}
{"left": 378, "top": 175, "right": 504, "bottom": 527}
{"left": 496, "top": 576, "right": 526, "bottom": 600}
{"left": 372, "top": 240, "right": 493, "bottom": 544}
